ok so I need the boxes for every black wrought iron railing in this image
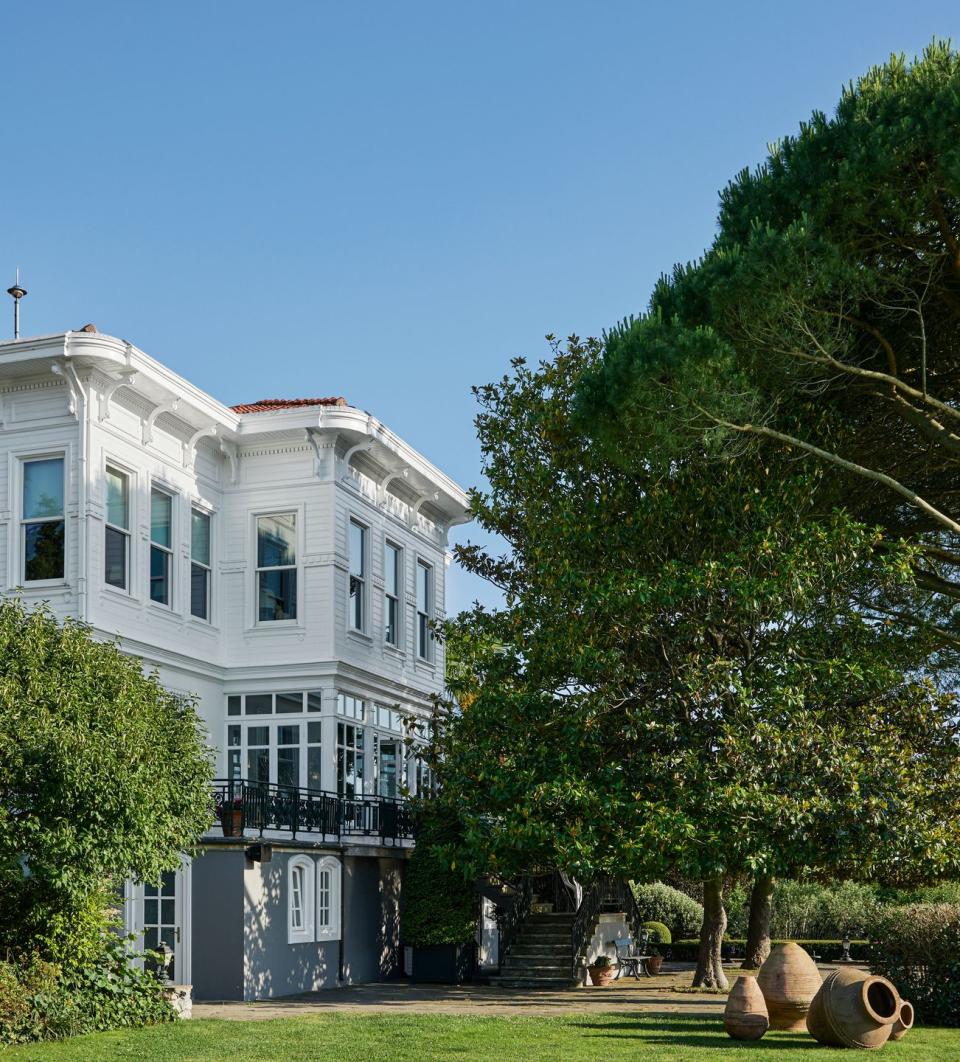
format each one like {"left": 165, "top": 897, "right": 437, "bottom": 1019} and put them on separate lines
{"left": 495, "top": 875, "right": 534, "bottom": 969}
{"left": 212, "top": 778, "right": 414, "bottom": 844}
{"left": 571, "top": 876, "right": 606, "bottom": 982}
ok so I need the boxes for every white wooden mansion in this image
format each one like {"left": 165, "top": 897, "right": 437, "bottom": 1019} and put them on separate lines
{"left": 0, "top": 325, "right": 469, "bottom": 1000}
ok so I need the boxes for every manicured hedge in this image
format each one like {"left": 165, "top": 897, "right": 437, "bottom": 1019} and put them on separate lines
{"left": 668, "top": 938, "right": 869, "bottom": 963}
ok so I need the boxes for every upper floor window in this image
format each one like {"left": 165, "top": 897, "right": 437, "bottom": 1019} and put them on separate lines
{"left": 257, "top": 513, "right": 297, "bottom": 621}
{"left": 190, "top": 509, "right": 211, "bottom": 620}
{"left": 22, "top": 457, "right": 65, "bottom": 583}
{"left": 384, "top": 542, "right": 401, "bottom": 646}
{"left": 150, "top": 488, "right": 174, "bottom": 606}
{"left": 416, "top": 560, "right": 433, "bottom": 660}
{"left": 349, "top": 520, "right": 366, "bottom": 631}
{"left": 104, "top": 467, "right": 129, "bottom": 591}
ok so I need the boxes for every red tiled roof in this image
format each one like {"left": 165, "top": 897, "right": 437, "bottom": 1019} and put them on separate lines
{"left": 231, "top": 397, "right": 348, "bottom": 414}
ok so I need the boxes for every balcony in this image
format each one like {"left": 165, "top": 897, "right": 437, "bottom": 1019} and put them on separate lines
{"left": 212, "top": 778, "right": 415, "bottom": 846}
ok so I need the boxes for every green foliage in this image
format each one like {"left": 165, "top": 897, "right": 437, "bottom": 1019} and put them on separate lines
{"left": 641, "top": 921, "right": 671, "bottom": 946}
{"left": 590, "top": 955, "right": 613, "bottom": 969}
{"left": 0, "top": 599, "right": 214, "bottom": 962}
{"left": 402, "top": 806, "right": 478, "bottom": 947}
{"left": 670, "top": 938, "right": 868, "bottom": 964}
{"left": 631, "top": 883, "right": 703, "bottom": 940}
{"left": 727, "top": 880, "right": 882, "bottom": 940}
{"left": 870, "top": 904, "right": 960, "bottom": 1026}
{"left": 0, "top": 932, "right": 173, "bottom": 1045}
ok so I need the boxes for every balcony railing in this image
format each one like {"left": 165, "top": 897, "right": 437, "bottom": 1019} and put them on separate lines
{"left": 212, "top": 778, "right": 415, "bottom": 844}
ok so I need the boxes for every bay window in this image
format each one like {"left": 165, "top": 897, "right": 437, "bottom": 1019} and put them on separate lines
{"left": 384, "top": 541, "right": 401, "bottom": 646}
{"left": 22, "top": 456, "right": 65, "bottom": 582}
{"left": 257, "top": 513, "right": 297, "bottom": 621}
{"left": 416, "top": 560, "right": 433, "bottom": 660}
{"left": 349, "top": 519, "right": 366, "bottom": 631}
{"left": 190, "top": 508, "right": 211, "bottom": 620}
{"left": 104, "top": 467, "right": 129, "bottom": 590}
{"left": 150, "top": 488, "right": 173, "bottom": 605}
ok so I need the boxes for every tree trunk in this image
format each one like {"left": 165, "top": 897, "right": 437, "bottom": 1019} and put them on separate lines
{"left": 743, "top": 873, "right": 775, "bottom": 970}
{"left": 692, "top": 876, "right": 728, "bottom": 989}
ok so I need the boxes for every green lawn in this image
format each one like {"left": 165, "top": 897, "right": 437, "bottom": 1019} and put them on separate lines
{"left": 1, "top": 1014, "right": 954, "bottom": 1061}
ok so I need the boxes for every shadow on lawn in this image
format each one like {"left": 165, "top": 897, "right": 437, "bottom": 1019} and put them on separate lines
{"left": 573, "top": 1018, "right": 820, "bottom": 1051}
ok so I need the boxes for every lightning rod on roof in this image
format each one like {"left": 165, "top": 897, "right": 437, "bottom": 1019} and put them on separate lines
{"left": 7, "top": 268, "right": 27, "bottom": 339}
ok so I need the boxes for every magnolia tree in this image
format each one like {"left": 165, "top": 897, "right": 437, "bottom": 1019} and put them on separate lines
{"left": 0, "top": 600, "right": 213, "bottom": 963}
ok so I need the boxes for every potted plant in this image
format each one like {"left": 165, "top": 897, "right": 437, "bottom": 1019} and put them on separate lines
{"left": 642, "top": 921, "right": 670, "bottom": 975}
{"left": 219, "top": 793, "right": 243, "bottom": 836}
{"left": 646, "top": 944, "right": 664, "bottom": 975}
{"left": 588, "top": 954, "right": 615, "bottom": 986}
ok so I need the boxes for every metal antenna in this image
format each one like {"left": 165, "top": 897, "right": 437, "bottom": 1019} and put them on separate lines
{"left": 7, "top": 268, "right": 27, "bottom": 339}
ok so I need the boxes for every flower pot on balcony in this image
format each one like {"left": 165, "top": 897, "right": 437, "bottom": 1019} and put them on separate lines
{"left": 219, "top": 807, "right": 243, "bottom": 836}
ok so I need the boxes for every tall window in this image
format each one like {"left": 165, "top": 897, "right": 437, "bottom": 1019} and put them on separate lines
{"left": 416, "top": 560, "right": 432, "bottom": 660}
{"left": 247, "top": 725, "right": 270, "bottom": 783}
{"left": 150, "top": 488, "right": 173, "bottom": 605}
{"left": 349, "top": 520, "right": 366, "bottom": 631}
{"left": 257, "top": 513, "right": 297, "bottom": 621}
{"left": 277, "top": 724, "right": 300, "bottom": 789}
{"left": 288, "top": 856, "right": 315, "bottom": 944}
{"left": 378, "top": 739, "right": 399, "bottom": 798}
{"left": 22, "top": 457, "right": 65, "bottom": 582}
{"left": 337, "top": 722, "right": 365, "bottom": 798}
{"left": 307, "top": 721, "right": 323, "bottom": 790}
{"left": 104, "top": 467, "right": 129, "bottom": 590}
{"left": 316, "top": 857, "right": 341, "bottom": 940}
{"left": 384, "top": 542, "right": 401, "bottom": 646}
{"left": 190, "top": 509, "right": 211, "bottom": 620}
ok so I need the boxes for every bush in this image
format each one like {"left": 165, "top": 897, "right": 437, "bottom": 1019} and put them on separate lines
{"left": 869, "top": 903, "right": 960, "bottom": 1027}
{"left": 726, "top": 880, "right": 883, "bottom": 940}
{"left": 632, "top": 882, "right": 703, "bottom": 940}
{"left": 669, "top": 938, "right": 869, "bottom": 964}
{"left": 641, "top": 921, "right": 672, "bottom": 945}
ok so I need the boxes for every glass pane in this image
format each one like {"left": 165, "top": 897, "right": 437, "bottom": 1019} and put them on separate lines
{"left": 259, "top": 569, "right": 296, "bottom": 621}
{"left": 228, "top": 725, "right": 241, "bottom": 747}
{"left": 257, "top": 514, "right": 296, "bottom": 567}
{"left": 228, "top": 748, "right": 241, "bottom": 780}
{"left": 160, "top": 871, "right": 175, "bottom": 893}
{"left": 418, "top": 612, "right": 428, "bottom": 658}
{"left": 385, "top": 596, "right": 397, "bottom": 645}
{"left": 143, "top": 927, "right": 159, "bottom": 951}
{"left": 161, "top": 899, "right": 175, "bottom": 925}
{"left": 379, "top": 742, "right": 398, "bottom": 798}
{"left": 277, "top": 747, "right": 299, "bottom": 788}
{"left": 160, "top": 927, "right": 175, "bottom": 952}
{"left": 276, "top": 693, "right": 303, "bottom": 714}
{"left": 245, "top": 694, "right": 272, "bottom": 715}
{"left": 384, "top": 544, "right": 398, "bottom": 596}
{"left": 144, "top": 882, "right": 158, "bottom": 898}
{"left": 350, "top": 576, "right": 363, "bottom": 629}
{"left": 24, "top": 521, "right": 65, "bottom": 581}
{"left": 307, "top": 692, "right": 323, "bottom": 713}
{"left": 277, "top": 725, "right": 300, "bottom": 746}
{"left": 191, "top": 509, "right": 210, "bottom": 565}
{"left": 248, "top": 746, "right": 269, "bottom": 783}
{"left": 105, "top": 526, "right": 127, "bottom": 589}
{"left": 227, "top": 696, "right": 242, "bottom": 716}
{"left": 307, "top": 722, "right": 322, "bottom": 744}
{"left": 23, "top": 459, "right": 64, "bottom": 519}
{"left": 150, "top": 546, "right": 169, "bottom": 604}
{"left": 190, "top": 563, "right": 209, "bottom": 619}
{"left": 417, "top": 563, "right": 430, "bottom": 612}
{"left": 308, "top": 746, "right": 323, "bottom": 790}
{"left": 144, "top": 898, "right": 158, "bottom": 924}
{"left": 106, "top": 468, "right": 128, "bottom": 528}
{"left": 150, "top": 490, "right": 172, "bottom": 547}
{"left": 349, "top": 521, "right": 365, "bottom": 577}
{"left": 248, "top": 726, "right": 269, "bottom": 746}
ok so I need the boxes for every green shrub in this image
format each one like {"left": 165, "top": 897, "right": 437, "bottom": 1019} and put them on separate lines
{"left": 632, "top": 882, "right": 703, "bottom": 940}
{"left": 641, "top": 921, "right": 672, "bottom": 945}
{"left": 869, "top": 903, "right": 960, "bottom": 1027}
{"left": 670, "top": 938, "right": 869, "bottom": 963}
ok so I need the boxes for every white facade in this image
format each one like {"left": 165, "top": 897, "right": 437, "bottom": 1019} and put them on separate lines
{"left": 0, "top": 328, "right": 470, "bottom": 995}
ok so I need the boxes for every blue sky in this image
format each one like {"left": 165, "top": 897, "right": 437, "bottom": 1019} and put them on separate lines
{"left": 3, "top": 2, "right": 956, "bottom": 613}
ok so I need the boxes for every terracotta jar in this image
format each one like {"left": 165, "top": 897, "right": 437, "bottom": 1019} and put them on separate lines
{"left": 588, "top": 963, "right": 615, "bottom": 987}
{"left": 891, "top": 1000, "right": 915, "bottom": 1041}
{"left": 646, "top": 954, "right": 664, "bottom": 975}
{"left": 806, "top": 968, "right": 901, "bottom": 1049}
{"left": 724, "top": 974, "right": 769, "bottom": 1041}
{"left": 756, "top": 942, "right": 822, "bottom": 1031}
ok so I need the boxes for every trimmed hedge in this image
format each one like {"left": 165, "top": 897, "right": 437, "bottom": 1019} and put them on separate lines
{"left": 869, "top": 904, "right": 960, "bottom": 1027}
{"left": 631, "top": 882, "right": 703, "bottom": 940}
{"left": 669, "top": 938, "right": 869, "bottom": 964}
{"left": 641, "top": 921, "right": 672, "bottom": 945}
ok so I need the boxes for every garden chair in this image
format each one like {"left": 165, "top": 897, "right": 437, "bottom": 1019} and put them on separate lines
{"left": 613, "top": 937, "right": 650, "bottom": 979}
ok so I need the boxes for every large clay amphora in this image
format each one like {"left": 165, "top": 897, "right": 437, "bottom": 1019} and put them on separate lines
{"left": 756, "top": 942, "right": 822, "bottom": 1031}
{"left": 890, "top": 1000, "right": 914, "bottom": 1041}
{"left": 724, "top": 974, "right": 769, "bottom": 1040}
{"left": 806, "top": 967, "right": 901, "bottom": 1049}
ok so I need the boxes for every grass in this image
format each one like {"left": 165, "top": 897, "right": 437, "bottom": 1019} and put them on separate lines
{"left": 1, "top": 1014, "right": 956, "bottom": 1061}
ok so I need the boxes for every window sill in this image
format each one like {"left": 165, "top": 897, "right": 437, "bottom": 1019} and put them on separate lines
{"left": 347, "top": 628, "right": 373, "bottom": 645}
{"left": 245, "top": 620, "right": 304, "bottom": 635}
{"left": 383, "top": 644, "right": 405, "bottom": 659}
{"left": 20, "top": 580, "right": 70, "bottom": 591}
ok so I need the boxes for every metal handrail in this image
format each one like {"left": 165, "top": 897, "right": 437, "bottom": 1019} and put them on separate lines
{"left": 571, "top": 876, "right": 606, "bottom": 982}
{"left": 495, "top": 875, "right": 534, "bottom": 970}
{"left": 212, "top": 778, "right": 414, "bottom": 843}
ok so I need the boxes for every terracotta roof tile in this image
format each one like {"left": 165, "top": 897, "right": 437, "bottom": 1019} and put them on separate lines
{"left": 231, "top": 397, "right": 348, "bottom": 414}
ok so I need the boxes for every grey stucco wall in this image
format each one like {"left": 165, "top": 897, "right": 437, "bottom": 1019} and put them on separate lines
{"left": 244, "top": 850, "right": 340, "bottom": 1000}
{"left": 191, "top": 847, "right": 245, "bottom": 1001}
{"left": 342, "top": 855, "right": 404, "bottom": 984}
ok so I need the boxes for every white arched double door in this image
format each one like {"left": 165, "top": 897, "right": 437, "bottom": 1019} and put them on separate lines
{"left": 124, "top": 858, "right": 192, "bottom": 985}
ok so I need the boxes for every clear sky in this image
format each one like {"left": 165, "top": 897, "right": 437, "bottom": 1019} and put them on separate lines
{"left": 3, "top": 2, "right": 957, "bottom": 613}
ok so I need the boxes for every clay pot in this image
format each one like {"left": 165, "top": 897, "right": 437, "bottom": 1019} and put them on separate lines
{"left": 646, "top": 954, "right": 664, "bottom": 975}
{"left": 890, "top": 999, "right": 914, "bottom": 1041}
{"left": 589, "top": 964, "right": 615, "bottom": 986}
{"left": 724, "top": 974, "right": 769, "bottom": 1041}
{"left": 806, "top": 967, "right": 901, "bottom": 1049}
{"left": 756, "top": 942, "right": 822, "bottom": 1031}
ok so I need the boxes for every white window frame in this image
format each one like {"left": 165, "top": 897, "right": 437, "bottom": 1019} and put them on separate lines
{"left": 416, "top": 559, "right": 433, "bottom": 661}
{"left": 288, "top": 856, "right": 315, "bottom": 944}
{"left": 384, "top": 539, "right": 402, "bottom": 648}
{"left": 149, "top": 484, "right": 175, "bottom": 609}
{"left": 190, "top": 506, "right": 212, "bottom": 622}
{"left": 348, "top": 518, "right": 368, "bottom": 634}
{"left": 19, "top": 453, "right": 67, "bottom": 587}
{"left": 104, "top": 464, "right": 132, "bottom": 593}
{"left": 254, "top": 510, "right": 300, "bottom": 625}
{"left": 316, "top": 857, "right": 341, "bottom": 940}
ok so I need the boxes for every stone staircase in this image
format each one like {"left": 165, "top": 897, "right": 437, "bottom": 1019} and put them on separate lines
{"left": 488, "top": 911, "right": 579, "bottom": 988}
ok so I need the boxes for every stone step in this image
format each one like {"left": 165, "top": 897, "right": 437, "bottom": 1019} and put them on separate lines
{"left": 527, "top": 913, "right": 577, "bottom": 923}
{"left": 488, "top": 976, "right": 579, "bottom": 988}
{"left": 509, "top": 945, "right": 571, "bottom": 957}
